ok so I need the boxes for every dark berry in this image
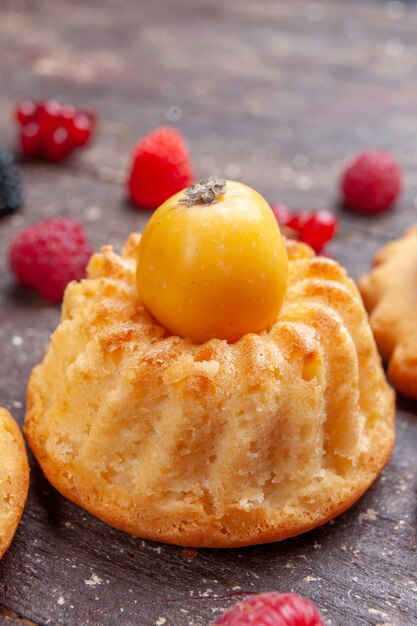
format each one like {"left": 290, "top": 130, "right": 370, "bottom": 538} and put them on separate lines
{"left": 213, "top": 592, "right": 324, "bottom": 626}
{"left": 0, "top": 150, "right": 23, "bottom": 217}
{"left": 9, "top": 217, "right": 93, "bottom": 302}
{"left": 299, "top": 210, "right": 338, "bottom": 253}
{"left": 341, "top": 151, "right": 402, "bottom": 214}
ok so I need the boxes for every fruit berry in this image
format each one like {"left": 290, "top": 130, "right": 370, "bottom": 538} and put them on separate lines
{"left": 71, "top": 113, "right": 94, "bottom": 146}
{"left": 15, "top": 100, "right": 37, "bottom": 125}
{"left": 9, "top": 217, "right": 93, "bottom": 302}
{"left": 299, "top": 210, "right": 338, "bottom": 253}
{"left": 44, "top": 126, "right": 71, "bottom": 162}
{"left": 128, "top": 126, "right": 195, "bottom": 210}
{"left": 271, "top": 204, "right": 294, "bottom": 226}
{"left": 213, "top": 592, "right": 324, "bottom": 626}
{"left": 340, "top": 151, "right": 402, "bottom": 214}
{"left": 15, "top": 99, "right": 96, "bottom": 162}
{"left": 20, "top": 123, "right": 42, "bottom": 158}
{"left": 0, "top": 149, "right": 23, "bottom": 217}
{"left": 272, "top": 205, "right": 338, "bottom": 253}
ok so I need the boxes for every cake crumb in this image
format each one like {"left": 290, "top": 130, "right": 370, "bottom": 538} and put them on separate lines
{"left": 85, "top": 573, "right": 103, "bottom": 587}
{"left": 85, "top": 205, "right": 103, "bottom": 222}
{"left": 182, "top": 548, "right": 198, "bottom": 560}
{"left": 200, "top": 588, "right": 213, "bottom": 597}
{"left": 358, "top": 508, "right": 378, "bottom": 523}
{"left": 368, "top": 608, "right": 388, "bottom": 617}
{"left": 402, "top": 580, "right": 417, "bottom": 592}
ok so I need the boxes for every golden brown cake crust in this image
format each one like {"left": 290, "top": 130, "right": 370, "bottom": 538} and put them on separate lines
{"left": 25, "top": 235, "right": 395, "bottom": 548}
{"left": 359, "top": 226, "right": 417, "bottom": 400}
{"left": 0, "top": 408, "right": 29, "bottom": 558}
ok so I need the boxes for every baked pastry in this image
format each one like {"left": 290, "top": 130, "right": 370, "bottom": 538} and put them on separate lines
{"left": 359, "top": 226, "right": 417, "bottom": 400}
{"left": 0, "top": 408, "right": 29, "bottom": 558}
{"left": 25, "top": 230, "right": 394, "bottom": 547}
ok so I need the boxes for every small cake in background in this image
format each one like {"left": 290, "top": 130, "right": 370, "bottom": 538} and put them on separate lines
{"left": 25, "top": 179, "right": 394, "bottom": 548}
{"left": 359, "top": 225, "right": 417, "bottom": 400}
{"left": 0, "top": 408, "right": 29, "bottom": 559}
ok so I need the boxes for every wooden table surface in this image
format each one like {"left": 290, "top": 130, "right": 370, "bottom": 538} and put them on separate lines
{"left": 0, "top": 1, "right": 416, "bottom": 625}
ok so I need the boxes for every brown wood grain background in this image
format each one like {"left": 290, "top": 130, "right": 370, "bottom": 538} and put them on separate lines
{"left": 0, "top": 1, "right": 416, "bottom": 624}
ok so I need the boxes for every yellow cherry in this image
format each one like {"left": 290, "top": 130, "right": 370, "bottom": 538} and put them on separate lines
{"left": 136, "top": 178, "right": 288, "bottom": 343}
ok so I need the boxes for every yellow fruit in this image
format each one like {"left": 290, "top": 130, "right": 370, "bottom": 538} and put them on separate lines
{"left": 136, "top": 178, "right": 288, "bottom": 343}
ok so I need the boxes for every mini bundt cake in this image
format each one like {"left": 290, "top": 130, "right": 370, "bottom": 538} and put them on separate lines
{"left": 0, "top": 408, "right": 29, "bottom": 558}
{"left": 359, "top": 226, "right": 417, "bottom": 400}
{"left": 25, "top": 232, "right": 394, "bottom": 547}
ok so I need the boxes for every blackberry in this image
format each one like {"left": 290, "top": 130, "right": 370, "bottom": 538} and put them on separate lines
{"left": 0, "top": 150, "right": 23, "bottom": 217}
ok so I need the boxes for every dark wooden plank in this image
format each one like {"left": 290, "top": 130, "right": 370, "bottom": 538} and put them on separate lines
{"left": 0, "top": 1, "right": 416, "bottom": 625}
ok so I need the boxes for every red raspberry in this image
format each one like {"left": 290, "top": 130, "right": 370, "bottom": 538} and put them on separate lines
{"left": 128, "top": 126, "right": 195, "bottom": 210}
{"left": 9, "top": 217, "right": 93, "bottom": 302}
{"left": 340, "top": 151, "right": 402, "bottom": 214}
{"left": 213, "top": 592, "right": 324, "bottom": 626}
{"left": 299, "top": 209, "right": 338, "bottom": 253}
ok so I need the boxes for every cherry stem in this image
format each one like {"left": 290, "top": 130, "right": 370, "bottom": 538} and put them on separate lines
{"left": 180, "top": 177, "right": 226, "bottom": 207}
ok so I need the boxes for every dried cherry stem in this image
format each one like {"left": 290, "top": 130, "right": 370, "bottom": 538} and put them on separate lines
{"left": 180, "top": 177, "right": 226, "bottom": 207}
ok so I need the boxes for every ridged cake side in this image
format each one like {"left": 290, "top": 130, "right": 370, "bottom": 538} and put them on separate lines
{"left": 0, "top": 408, "right": 29, "bottom": 558}
{"left": 25, "top": 235, "right": 395, "bottom": 547}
